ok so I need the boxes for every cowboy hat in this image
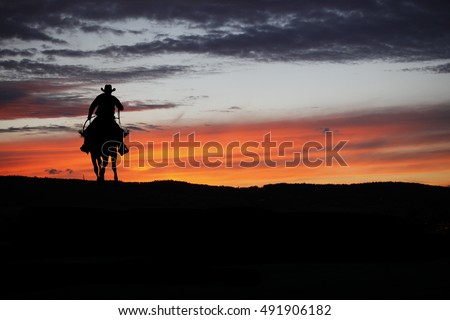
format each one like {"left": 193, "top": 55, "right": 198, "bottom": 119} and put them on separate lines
{"left": 101, "top": 84, "right": 116, "bottom": 93}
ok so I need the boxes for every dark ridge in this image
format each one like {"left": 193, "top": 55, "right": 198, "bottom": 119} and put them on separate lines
{"left": 1, "top": 175, "right": 449, "bottom": 215}
{"left": 1, "top": 175, "right": 449, "bottom": 299}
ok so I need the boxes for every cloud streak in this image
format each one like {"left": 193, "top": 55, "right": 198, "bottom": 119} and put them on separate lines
{"left": 126, "top": 102, "right": 177, "bottom": 111}
{"left": 0, "top": 124, "right": 75, "bottom": 134}
{"left": 403, "top": 62, "right": 450, "bottom": 74}
{"left": 0, "top": 59, "right": 191, "bottom": 81}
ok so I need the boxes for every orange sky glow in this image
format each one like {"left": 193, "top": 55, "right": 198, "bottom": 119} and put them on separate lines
{"left": 1, "top": 104, "right": 449, "bottom": 187}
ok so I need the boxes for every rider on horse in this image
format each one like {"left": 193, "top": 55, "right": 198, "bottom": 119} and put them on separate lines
{"left": 80, "top": 84, "right": 128, "bottom": 155}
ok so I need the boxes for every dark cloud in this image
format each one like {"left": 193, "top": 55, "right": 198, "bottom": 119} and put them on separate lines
{"left": 0, "top": 86, "right": 27, "bottom": 103}
{"left": 0, "top": 125, "right": 75, "bottom": 134}
{"left": 78, "top": 23, "right": 147, "bottom": 35}
{"left": 2, "top": 1, "right": 449, "bottom": 62}
{"left": 42, "top": 19, "right": 450, "bottom": 62}
{"left": 0, "top": 19, "right": 67, "bottom": 44}
{"left": 0, "top": 59, "right": 190, "bottom": 81}
{"left": 185, "top": 95, "right": 209, "bottom": 101}
{"left": 123, "top": 125, "right": 146, "bottom": 132}
{"left": 425, "top": 63, "right": 450, "bottom": 73}
{"left": 403, "top": 62, "right": 450, "bottom": 73}
{"left": 41, "top": 49, "right": 89, "bottom": 58}
{"left": 0, "top": 59, "right": 87, "bottom": 78}
{"left": 46, "top": 169, "right": 62, "bottom": 174}
{"left": 124, "top": 123, "right": 163, "bottom": 132}
{"left": 45, "top": 168, "right": 73, "bottom": 175}
{"left": 93, "top": 66, "right": 190, "bottom": 81}
{"left": 80, "top": 24, "right": 126, "bottom": 36}
{"left": 206, "top": 106, "right": 243, "bottom": 113}
{"left": 0, "top": 49, "right": 36, "bottom": 58}
{"left": 126, "top": 102, "right": 177, "bottom": 111}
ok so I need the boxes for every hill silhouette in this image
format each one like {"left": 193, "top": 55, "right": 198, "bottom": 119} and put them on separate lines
{"left": 1, "top": 175, "right": 450, "bottom": 299}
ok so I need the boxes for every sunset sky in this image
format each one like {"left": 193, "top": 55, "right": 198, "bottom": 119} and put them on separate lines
{"left": 1, "top": 0, "right": 449, "bottom": 187}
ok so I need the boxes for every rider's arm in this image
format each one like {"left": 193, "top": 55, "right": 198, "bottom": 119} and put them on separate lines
{"left": 88, "top": 96, "right": 99, "bottom": 119}
{"left": 114, "top": 97, "right": 124, "bottom": 111}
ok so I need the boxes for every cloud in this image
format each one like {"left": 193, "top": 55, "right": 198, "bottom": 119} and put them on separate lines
{"left": 124, "top": 123, "right": 163, "bottom": 132}
{"left": 403, "top": 62, "right": 450, "bottom": 74}
{"left": 1, "top": 1, "right": 447, "bottom": 62}
{"left": 42, "top": 21, "right": 450, "bottom": 62}
{"left": 0, "top": 49, "right": 36, "bottom": 58}
{"left": 45, "top": 168, "right": 62, "bottom": 174}
{"left": 0, "top": 59, "right": 88, "bottom": 79}
{"left": 0, "top": 19, "right": 66, "bottom": 44}
{"left": 184, "top": 95, "right": 209, "bottom": 101}
{"left": 80, "top": 24, "right": 126, "bottom": 36}
{"left": 0, "top": 86, "right": 28, "bottom": 103}
{"left": 205, "top": 106, "right": 243, "bottom": 113}
{"left": 45, "top": 168, "right": 73, "bottom": 175}
{"left": 0, "top": 125, "right": 75, "bottom": 134}
{"left": 126, "top": 102, "right": 177, "bottom": 111}
{"left": 0, "top": 59, "right": 190, "bottom": 81}
{"left": 78, "top": 23, "right": 147, "bottom": 36}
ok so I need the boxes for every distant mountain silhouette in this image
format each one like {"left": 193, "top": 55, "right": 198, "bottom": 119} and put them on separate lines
{"left": 1, "top": 175, "right": 449, "bottom": 299}
{"left": 1, "top": 175, "right": 449, "bottom": 217}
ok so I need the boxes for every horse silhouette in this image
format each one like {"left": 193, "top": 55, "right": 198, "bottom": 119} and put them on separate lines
{"left": 80, "top": 117, "right": 128, "bottom": 182}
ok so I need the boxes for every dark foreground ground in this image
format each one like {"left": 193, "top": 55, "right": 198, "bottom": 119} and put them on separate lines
{"left": 1, "top": 175, "right": 450, "bottom": 299}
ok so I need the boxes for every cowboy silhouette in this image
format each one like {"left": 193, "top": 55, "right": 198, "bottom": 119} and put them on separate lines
{"left": 80, "top": 84, "right": 128, "bottom": 155}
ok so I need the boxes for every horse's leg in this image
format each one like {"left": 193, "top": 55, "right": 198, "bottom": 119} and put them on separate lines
{"left": 100, "top": 156, "right": 108, "bottom": 181}
{"left": 111, "top": 153, "right": 118, "bottom": 182}
{"left": 91, "top": 153, "right": 99, "bottom": 178}
{"left": 97, "top": 156, "right": 105, "bottom": 182}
